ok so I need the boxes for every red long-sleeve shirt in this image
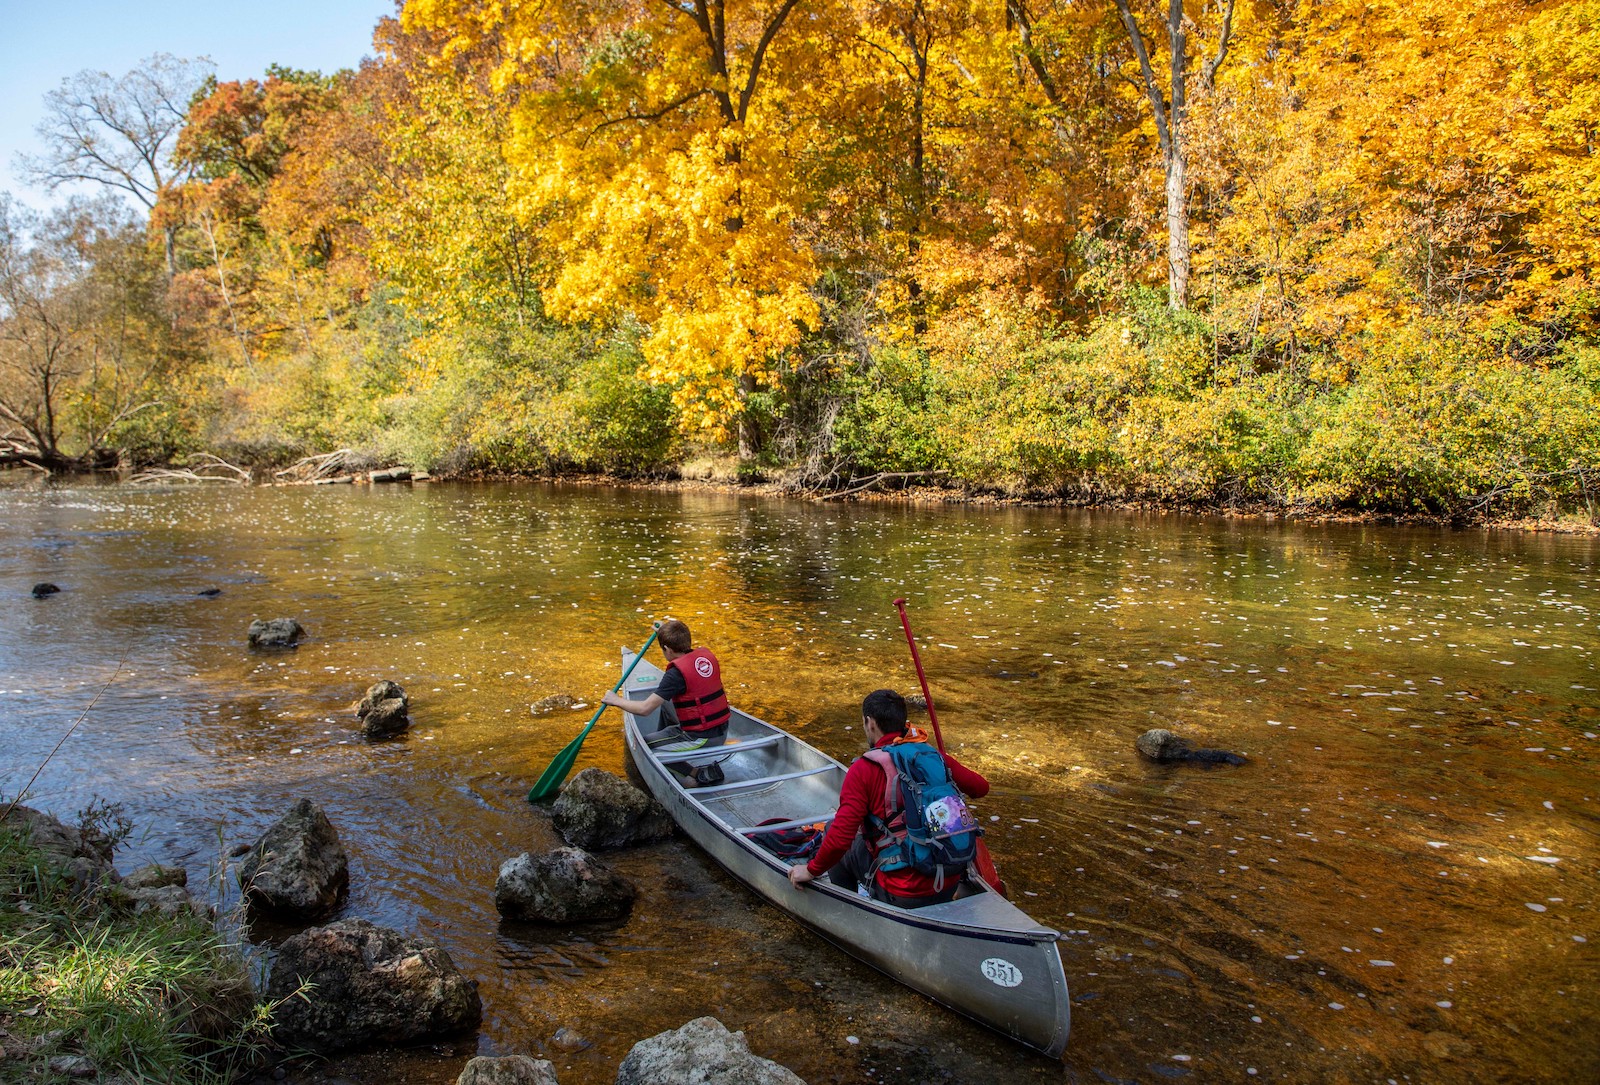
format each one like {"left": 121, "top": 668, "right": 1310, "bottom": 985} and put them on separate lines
{"left": 807, "top": 734, "right": 990, "bottom": 899}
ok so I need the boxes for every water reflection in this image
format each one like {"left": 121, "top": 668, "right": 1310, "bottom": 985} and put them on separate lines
{"left": 0, "top": 481, "right": 1594, "bottom": 1083}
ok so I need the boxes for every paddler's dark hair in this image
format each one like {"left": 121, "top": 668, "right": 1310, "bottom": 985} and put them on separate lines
{"left": 657, "top": 619, "right": 692, "bottom": 653}
{"left": 862, "top": 689, "right": 908, "bottom": 734}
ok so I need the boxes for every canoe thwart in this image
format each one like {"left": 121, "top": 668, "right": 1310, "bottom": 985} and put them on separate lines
{"left": 691, "top": 765, "right": 836, "bottom": 795}
{"left": 734, "top": 814, "right": 836, "bottom": 836}
{"left": 656, "top": 732, "right": 785, "bottom": 764}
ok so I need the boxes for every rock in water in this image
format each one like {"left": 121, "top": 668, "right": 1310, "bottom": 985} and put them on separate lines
{"left": 617, "top": 1017, "right": 806, "bottom": 1085}
{"left": 358, "top": 680, "right": 408, "bottom": 715}
{"left": 267, "top": 918, "right": 481, "bottom": 1054}
{"left": 550, "top": 768, "right": 674, "bottom": 849}
{"left": 456, "top": 1055, "right": 560, "bottom": 1085}
{"left": 495, "top": 847, "right": 637, "bottom": 923}
{"left": 239, "top": 798, "right": 350, "bottom": 918}
{"left": 247, "top": 617, "right": 305, "bottom": 649}
{"left": 357, "top": 680, "right": 410, "bottom": 738}
{"left": 31, "top": 582, "right": 60, "bottom": 597}
{"left": 1136, "top": 728, "right": 1247, "bottom": 766}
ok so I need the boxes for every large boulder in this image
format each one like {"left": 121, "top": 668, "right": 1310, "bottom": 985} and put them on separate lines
{"left": 456, "top": 1055, "right": 560, "bottom": 1085}
{"left": 495, "top": 848, "right": 636, "bottom": 924}
{"left": 357, "top": 680, "right": 411, "bottom": 739}
{"left": 617, "top": 1018, "right": 806, "bottom": 1085}
{"left": 266, "top": 918, "right": 482, "bottom": 1054}
{"left": 247, "top": 618, "right": 305, "bottom": 649}
{"left": 238, "top": 799, "right": 349, "bottom": 919}
{"left": 551, "top": 769, "right": 674, "bottom": 850}
{"left": 1136, "top": 728, "right": 1247, "bottom": 766}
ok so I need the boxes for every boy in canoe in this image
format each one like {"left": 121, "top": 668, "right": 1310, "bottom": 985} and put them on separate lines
{"left": 788, "top": 689, "right": 989, "bottom": 907}
{"left": 601, "top": 618, "right": 729, "bottom": 785}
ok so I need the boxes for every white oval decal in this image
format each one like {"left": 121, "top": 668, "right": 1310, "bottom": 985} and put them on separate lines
{"left": 695, "top": 657, "right": 714, "bottom": 678}
{"left": 981, "top": 957, "right": 1023, "bottom": 988}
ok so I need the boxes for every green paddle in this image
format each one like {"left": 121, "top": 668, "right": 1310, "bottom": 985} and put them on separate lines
{"left": 527, "top": 627, "right": 660, "bottom": 803}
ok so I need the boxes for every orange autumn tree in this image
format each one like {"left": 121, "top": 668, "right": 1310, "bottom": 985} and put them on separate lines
{"left": 403, "top": 0, "right": 828, "bottom": 456}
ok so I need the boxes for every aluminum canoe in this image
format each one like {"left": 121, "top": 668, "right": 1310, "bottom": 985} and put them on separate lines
{"left": 615, "top": 652, "right": 1070, "bottom": 1058}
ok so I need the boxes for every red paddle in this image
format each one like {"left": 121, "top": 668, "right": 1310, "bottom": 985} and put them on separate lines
{"left": 892, "top": 598, "right": 1007, "bottom": 897}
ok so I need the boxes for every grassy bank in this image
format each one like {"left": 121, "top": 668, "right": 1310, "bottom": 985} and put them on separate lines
{"left": 0, "top": 807, "right": 266, "bottom": 1084}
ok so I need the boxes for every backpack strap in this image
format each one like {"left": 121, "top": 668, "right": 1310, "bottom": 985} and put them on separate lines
{"left": 862, "top": 747, "right": 902, "bottom": 818}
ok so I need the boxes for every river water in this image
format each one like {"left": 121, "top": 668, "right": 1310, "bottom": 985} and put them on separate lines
{"left": 0, "top": 479, "right": 1593, "bottom": 1084}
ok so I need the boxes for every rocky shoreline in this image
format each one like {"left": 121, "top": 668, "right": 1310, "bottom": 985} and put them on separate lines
{"left": 3, "top": 759, "right": 810, "bottom": 1085}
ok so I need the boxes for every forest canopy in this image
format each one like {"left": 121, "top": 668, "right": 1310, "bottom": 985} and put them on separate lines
{"left": 1, "top": 0, "right": 1596, "bottom": 520}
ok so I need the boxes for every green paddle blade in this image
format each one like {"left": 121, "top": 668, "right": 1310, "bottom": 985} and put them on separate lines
{"left": 527, "top": 736, "right": 584, "bottom": 803}
{"left": 527, "top": 628, "right": 661, "bottom": 804}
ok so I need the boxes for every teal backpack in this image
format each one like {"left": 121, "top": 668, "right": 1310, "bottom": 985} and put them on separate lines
{"left": 863, "top": 742, "right": 980, "bottom": 890}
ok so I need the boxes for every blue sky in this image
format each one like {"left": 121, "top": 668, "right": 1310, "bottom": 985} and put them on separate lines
{"left": 1, "top": 0, "right": 398, "bottom": 206}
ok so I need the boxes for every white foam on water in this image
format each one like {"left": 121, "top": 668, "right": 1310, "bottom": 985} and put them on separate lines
{"left": 1526, "top": 903, "right": 1548, "bottom": 912}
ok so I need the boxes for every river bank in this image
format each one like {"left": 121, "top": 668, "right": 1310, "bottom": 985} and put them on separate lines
{"left": 443, "top": 464, "right": 1600, "bottom": 536}
{"left": 7, "top": 456, "right": 1598, "bottom": 535}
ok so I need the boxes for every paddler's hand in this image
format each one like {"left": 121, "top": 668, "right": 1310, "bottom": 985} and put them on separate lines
{"left": 787, "top": 864, "right": 816, "bottom": 890}
{"left": 600, "top": 691, "right": 623, "bottom": 708}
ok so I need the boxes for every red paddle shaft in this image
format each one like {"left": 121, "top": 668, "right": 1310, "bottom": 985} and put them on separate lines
{"left": 892, "top": 596, "right": 1007, "bottom": 897}
{"left": 893, "top": 597, "right": 945, "bottom": 753}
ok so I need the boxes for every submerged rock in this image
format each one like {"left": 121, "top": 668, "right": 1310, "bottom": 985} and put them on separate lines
{"left": 456, "top": 1054, "right": 560, "bottom": 1085}
{"left": 530, "top": 693, "right": 577, "bottom": 714}
{"left": 357, "top": 680, "right": 410, "bottom": 738}
{"left": 1136, "top": 728, "right": 1247, "bottom": 766}
{"left": 495, "top": 847, "right": 636, "bottom": 923}
{"left": 551, "top": 768, "right": 674, "bottom": 849}
{"left": 31, "top": 582, "right": 60, "bottom": 597}
{"left": 247, "top": 618, "right": 305, "bottom": 649}
{"left": 267, "top": 918, "right": 481, "bottom": 1054}
{"left": 617, "top": 1017, "right": 806, "bottom": 1085}
{"left": 238, "top": 798, "right": 349, "bottom": 919}
{"left": 121, "top": 862, "right": 187, "bottom": 890}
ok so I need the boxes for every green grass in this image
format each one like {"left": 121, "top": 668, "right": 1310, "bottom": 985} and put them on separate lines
{"left": 0, "top": 820, "right": 270, "bottom": 1084}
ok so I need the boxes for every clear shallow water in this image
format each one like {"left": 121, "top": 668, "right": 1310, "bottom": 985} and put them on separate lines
{"left": 0, "top": 479, "right": 1594, "bottom": 1084}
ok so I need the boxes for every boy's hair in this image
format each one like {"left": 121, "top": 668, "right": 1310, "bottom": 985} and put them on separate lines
{"left": 657, "top": 619, "right": 692, "bottom": 654}
{"left": 862, "top": 689, "right": 908, "bottom": 733}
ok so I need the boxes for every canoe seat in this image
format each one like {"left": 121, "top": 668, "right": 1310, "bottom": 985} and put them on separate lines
{"left": 691, "top": 765, "right": 835, "bottom": 795}
{"left": 735, "top": 814, "right": 836, "bottom": 836}
{"left": 655, "top": 732, "right": 785, "bottom": 764}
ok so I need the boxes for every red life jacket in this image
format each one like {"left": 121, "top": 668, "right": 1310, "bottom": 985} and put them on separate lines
{"left": 668, "top": 648, "right": 730, "bottom": 732}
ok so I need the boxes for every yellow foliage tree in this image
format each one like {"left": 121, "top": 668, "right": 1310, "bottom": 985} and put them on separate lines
{"left": 403, "top": 0, "right": 825, "bottom": 450}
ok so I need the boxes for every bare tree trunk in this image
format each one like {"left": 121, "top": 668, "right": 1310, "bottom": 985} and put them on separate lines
{"left": 1110, "top": 0, "right": 1235, "bottom": 311}
{"left": 1166, "top": 133, "right": 1190, "bottom": 308}
{"left": 197, "top": 211, "right": 251, "bottom": 366}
